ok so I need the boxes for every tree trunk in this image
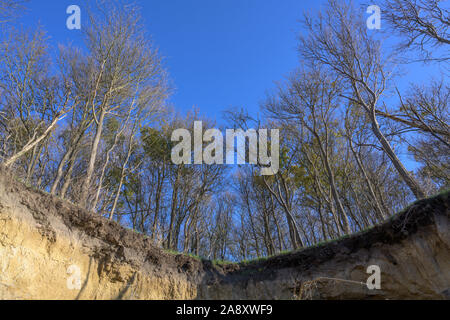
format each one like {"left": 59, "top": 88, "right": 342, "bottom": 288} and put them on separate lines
{"left": 313, "top": 130, "right": 351, "bottom": 234}
{"left": 348, "top": 138, "right": 387, "bottom": 221}
{"left": 81, "top": 109, "right": 106, "bottom": 208}
{"left": 4, "top": 114, "right": 63, "bottom": 167}
{"left": 369, "top": 112, "right": 426, "bottom": 199}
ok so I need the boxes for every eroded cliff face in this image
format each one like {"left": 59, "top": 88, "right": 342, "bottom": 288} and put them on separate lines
{"left": 201, "top": 208, "right": 450, "bottom": 300}
{"left": 0, "top": 166, "right": 449, "bottom": 300}
{"left": 0, "top": 167, "right": 206, "bottom": 300}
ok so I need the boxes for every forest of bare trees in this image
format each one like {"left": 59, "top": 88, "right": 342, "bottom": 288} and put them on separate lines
{"left": 0, "top": 0, "right": 448, "bottom": 262}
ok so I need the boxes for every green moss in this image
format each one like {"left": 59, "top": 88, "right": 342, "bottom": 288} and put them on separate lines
{"left": 163, "top": 249, "right": 179, "bottom": 255}
{"left": 212, "top": 259, "right": 236, "bottom": 266}
{"left": 162, "top": 249, "right": 203, "bottom": 261}
{"left": 185, "top": 253, "right": 202, "bottom": 261}
{"left": 129, "top": 229, "right": 151, "bottom": 239}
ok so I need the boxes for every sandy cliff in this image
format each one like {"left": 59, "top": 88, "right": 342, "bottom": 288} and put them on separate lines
{"left": 0, "top": 166, "right": 448, "bottom": 300}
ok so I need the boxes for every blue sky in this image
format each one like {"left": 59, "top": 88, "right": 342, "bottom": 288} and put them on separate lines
{"left": 15, "top": 1, "right": 444, "bottom": 120}
{"left": 15, "top": 0, "right": 324, "bottom": 122}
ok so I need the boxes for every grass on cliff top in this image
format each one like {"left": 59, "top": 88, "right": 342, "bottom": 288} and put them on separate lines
{"left": 163, "top": 249, "right": 203, "bottom": 261}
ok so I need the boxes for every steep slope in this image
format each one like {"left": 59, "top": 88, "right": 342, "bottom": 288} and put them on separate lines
{"left": 0, "top": 166, "right": 448, "bottom": 300}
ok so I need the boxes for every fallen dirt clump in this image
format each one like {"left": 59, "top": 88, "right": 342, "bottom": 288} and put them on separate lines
{"left": 0, "top": 165, "right": 448, "bottom": 299}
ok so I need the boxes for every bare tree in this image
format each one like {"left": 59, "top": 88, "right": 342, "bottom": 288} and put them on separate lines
{"left": 400, "top": 81, "right": 450, "bottom": 188}
{"left": 382, "top": 0, "right": 449, "bottom": 61}
{"left": 79, "top": 1, "right": 168, "bottom": 208}
{"left": 298, "top": 0, "right": 427, "bottom": 199}
{"left": 344, "top": 107, "right": 388, "bottom": 221}
{"left": 266, "top": 68, "right": 352, "bottom": 235}
{"left": 0, "top": 0, "right": 27, "bottom": 24}
{"left": 0, "top": 27, "right": 74, "bottom": 169}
